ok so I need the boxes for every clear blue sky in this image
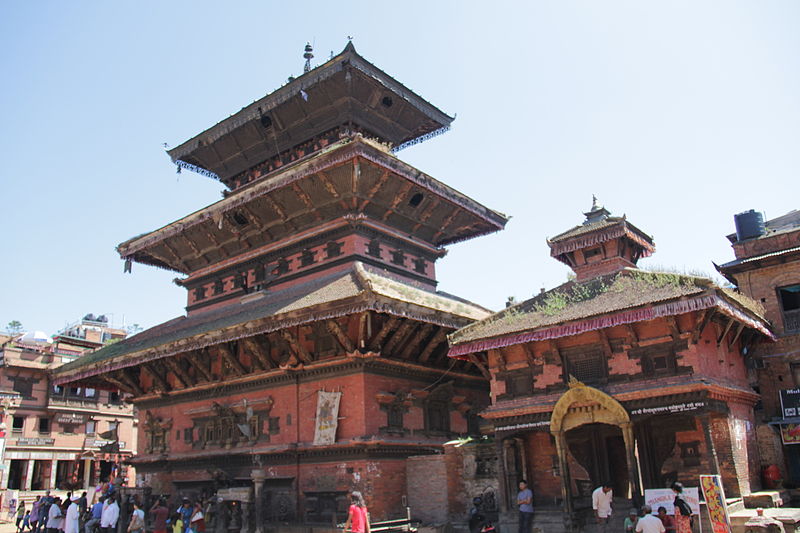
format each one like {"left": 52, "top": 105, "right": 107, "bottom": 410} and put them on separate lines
{"left": 1, "top": 1, "right": 798, "bottom": 336}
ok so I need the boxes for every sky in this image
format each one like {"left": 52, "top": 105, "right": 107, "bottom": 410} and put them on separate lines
{"left": 0, "top": 1, "right": 798, "bottom": 336}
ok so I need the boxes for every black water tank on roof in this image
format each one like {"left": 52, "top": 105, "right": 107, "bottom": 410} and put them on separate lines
{"left": 734, "top": 209, "right": 766, "bottom": 241}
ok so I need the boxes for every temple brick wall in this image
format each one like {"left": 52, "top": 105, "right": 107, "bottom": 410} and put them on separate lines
{"left": 406, "top": 455, "right": 448, "bottom": 523}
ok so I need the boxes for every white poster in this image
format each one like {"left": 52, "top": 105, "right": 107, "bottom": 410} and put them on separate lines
{"left": 644, "top": 487, "right": 700, "bottom": 515}
{"left": 313, "top": 391, "right": 342, "bottom": 445}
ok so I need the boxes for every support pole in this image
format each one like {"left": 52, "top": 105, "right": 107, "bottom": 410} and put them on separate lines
{"left": 621, "top": 422, "right": 642, "bottom": 505}
{"left": 251, "top": 469, "right": 266, "bottom": 533}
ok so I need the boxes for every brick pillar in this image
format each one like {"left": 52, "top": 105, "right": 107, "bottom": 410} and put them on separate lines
{"left": 84, "top": 459, "right": 92, "bottom": 490}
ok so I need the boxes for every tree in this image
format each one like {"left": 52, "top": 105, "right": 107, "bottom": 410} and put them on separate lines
{"left": 6, "top": 320, "right": 22, "bottom": 335}
{"left": 126, "top": 323, "right": 143, "bottom": 335}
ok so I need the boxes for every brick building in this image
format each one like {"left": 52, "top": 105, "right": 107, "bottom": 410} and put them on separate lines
{"left": 717, "top": 209, "right": 800, "bottom": 484}
{"left": 52, "top": 43, "right": 507, "bottom": 527}
{"left": 0, "top": 316, "right": 135, "bottom": 491}
{"left": 448, "top": 200, "right": 774, "bottom": 532}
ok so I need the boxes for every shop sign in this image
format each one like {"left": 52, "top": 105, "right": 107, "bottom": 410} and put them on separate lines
{"left": 780, "top": 389, "right": 800, "bottom": 418}
{"left": 84, "top": 438, "right": 125, "bottom": 449}
{"left": 496, "top": 420, "right": 550, "bottom": 432}
{"left": 217, "top": 487, "right": 251, "bottom": 502}
{"left": 780, "top": 424, "right": 800, "bottom": 445}
{"left": 644, "top": 488, "right": 700, "bottom": 515}
{"left": 700, "top": 474, "right": 732, "bottom": 533}
{"left": 15, "top": 437, "right": 54, "bottom": 446}
{"left": 630, "top": 401, "right": 705, "bottom": 417}
{"left": 55, "top": 413, "right": 86, "bottom": 425}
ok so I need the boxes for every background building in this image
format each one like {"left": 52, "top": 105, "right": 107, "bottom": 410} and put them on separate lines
{"left": 0, "top": 315, "right": 135, "bottom": 491}
{"left": 718, "top": 209, "right": 800, "bottom": 486}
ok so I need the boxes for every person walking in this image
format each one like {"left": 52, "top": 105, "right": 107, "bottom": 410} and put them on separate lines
{"left": 84, "top": 497, "right": 104, "bottom": 533}
{"left": 635, "top": 505, "right": 665, "bottom": 533}
{"left": 150, "top": 499, "right": 169, "bottom": 533}
{"left": 30, "top": 497, "right": 42, "bottom": 533}
{"left": 46, "top": 498, "right": 63, "bottom": 533}
{"left": 65, "top": 496, "right": 81, "bottom": 533}
{"left": 100, "top": 497, "right": 119, "bottom": 533}
{"left": 127, "top": 503, "right": 145, "bottom": 533}
{"left": 591, "top": 482, "right": 613, "bottom": 533}
{"left": 342, "top": 492, "right": 369, "bottom": 533}
{"left": 516, "top": 480, "right": 534, "bottom": 533}
{"left": 16, "top": 502, "right": 27, "bottom": 532}
{"left": 671, "top": 483, "right": 692, "bottom": 533}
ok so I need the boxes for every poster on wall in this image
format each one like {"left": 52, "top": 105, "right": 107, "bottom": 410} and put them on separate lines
{"left": 781, "top": 424, "right": 800, "bottom": 444}
{"left": 700, "top": 475, "right": 732, "bottom": 533}
{"left": 313, "top": 391, "right": 342, "bottom": 445}
{"left": 644, "top": 488, "right": 700, "bottom": 515}
{"left": 780, "top": 389, "right": 800, "bottom": 418}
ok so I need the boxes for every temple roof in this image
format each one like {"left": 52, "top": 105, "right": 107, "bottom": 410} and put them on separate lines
{"left": 167, "top": 42, "right": 454, "bottom": 186}
{"left": 53, "top": 262, "right": 492, "bottom": 383}
{"left": 547, "top": 215, "right": 654, "bottom": 259}
{"left": 447, "top": 268, "right": 773, "bottom": 358}
{"left": 120, "top": 136, "right": 508, "bottom": 274}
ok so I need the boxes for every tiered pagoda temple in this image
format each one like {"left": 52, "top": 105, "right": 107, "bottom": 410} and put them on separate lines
{"left": 448, "top": 200, "right": 774, "bottom": 532}
{"left": 54, "top": 43, "right": 507, "bottom": 525}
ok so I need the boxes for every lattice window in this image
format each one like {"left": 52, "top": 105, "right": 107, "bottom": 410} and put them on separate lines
{"left": 366, "top": 240, "right": 382, "bottom": 258}
{"left": 413, "top": 258, "right": 427, "bottom": 274}
{"left": 390, "top": 250, "right": 406, "bottom": 266}
{"left": 565, "top": 348, "right": 606, "bottom": 384}
{"left": 194, "top": 287, "right": 206, "bottom": 301}
{"left": 425, "top": 400, "right": 450, "bottom": 433}
{"left": 325, "top": 241, "right": 343, "bottom": 259}
{"left": 300, "top": 249, "right": 317, "bottom": 267}
{"left": 276, "top": 258, "right": 290, "bottom": 275}
{"left": 387, "top": 404, "right": 404, "bottom": 429}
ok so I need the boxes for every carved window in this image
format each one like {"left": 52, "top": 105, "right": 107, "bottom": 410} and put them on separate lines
{"left": 233, "top": 272, "right": 249, "bottom": 291}
{"left": 194, "top": 287, "right": 206, "bottom": 301}
{"left": 366, "top": 240, "right": 382, "bottom": 258}
{"left": 276, "top": 258, "right": 290, "bottom": 275}
{"left": 300, "top": 249, "right": 317, "bottom": 267}
{"left": 390, "top": 250, "right": 406, "bottom": 266}
{"left": 12, "top": 378, "right": 34, "bottom": 398}
{"left": 425, "top": 400, "right": 450, "bottom": 433}
{"left": 214, "top": 279, "right": 224, "bottom": 295}
{"left": 413, "top": 258, "right": 427, "bottom": 275}
{"left": 325, "top": 241, "right": 343, "bottom": 259}
{"left": 499, "top": 369, "right": 533, "bottom": 399}
{"left": 779, "top": 284, "right": 800, "bottom": 334}
{"left": 631, "top": 342, "right": 679, "bottom": 378}
{"left": 387, "top": 404, "right": 404, "bottom": 430}
{"left": 563, "top": 347, "right": 606, "bottom": 385}
{"left": 269, "top": 417, "right": 280, "bottom": 435}
{"left": 183, "top": 428, "right": 193, "bottom": 442}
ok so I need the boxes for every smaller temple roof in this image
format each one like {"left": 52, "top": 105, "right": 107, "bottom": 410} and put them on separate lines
{"left": 53, "top": 262, "right": 491, "bottom": 384}
{"left": 447, "top": 268, "right": 772, "bottom": 358}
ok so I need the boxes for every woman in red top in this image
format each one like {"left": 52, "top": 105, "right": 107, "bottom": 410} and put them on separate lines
{"left": 343, "top": 492, "right": 370, "bottom": 533}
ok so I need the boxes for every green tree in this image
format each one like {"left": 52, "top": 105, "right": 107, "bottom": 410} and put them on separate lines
{"left": 6, "top": 320, "right": 22, "bottom": 334}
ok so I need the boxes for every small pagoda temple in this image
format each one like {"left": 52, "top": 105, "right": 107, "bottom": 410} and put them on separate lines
{"left": 54, "top": 43, "right": 507, "bottom": 526}
{"left": 448, "top": 200, "right": 774, "bottom": 532}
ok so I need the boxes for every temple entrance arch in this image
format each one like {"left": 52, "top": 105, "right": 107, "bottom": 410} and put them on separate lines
{"left": 550, "top": 379, "right": 642, "bottom": 527}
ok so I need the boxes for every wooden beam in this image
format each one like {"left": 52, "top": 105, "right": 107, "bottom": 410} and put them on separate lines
{"left": 598, "top": 329, "right": 613, "bottom": 358}
{"left": 141, "top": 363, "right": 170, "bottom": 392}
{"left": 666, "top": 316, "right": 681, "bottom": 341}
{"left": 369, "top": 316, "right": 401, "bottom": 351}
{"left": 185, "top": 349, "right": 214, "bottom": 382}
{"left": 382, "top": 320, "right": 416, "bottom": 355}
{"left": 691, "top": 310, "right": 714, "bottom": 344}
{"left": 216, "top": 343, "right": 248, "bottom": 375}
{"left": 717, "top": 317, "right": 735, "bottom": 347}
{"left": 520, "top": 343, "right": 537, "bottom": 367}
{"left": 467, "top": 354, "right": 492, "bottom": 380}
{"left": 326, "top": 319, "right": 355, "bottom": 353}
{"left": 317, "top": 170, "right": 340, "bottom": 198}
{"left": 117, "top": 369, "right": 144, "bottom": 395}
{"left": 382, "top": 182, "right": 413, "bottom": 221}
{"left": 492, "top": 348, "right": 508, "bottom": 372}
{"left": 412, "top": 198, "right": 441, "bottom": 233}
{"left": 728, "top": 323, "right": 745, "bottom": 350}
{"left": 418, "top": 328, "right": 448, "bottom": 363}
{"left": 359, "top": 170, "right": 390, "bottom": 211}
{"left": 242, "top": 336, "right": 272, "bottom": 370}
{"left": 102, "top": 375, "right": 133, "bottom": 395}
{"left": 400, "top": 323, "right": 434, "bottom": 360}
{"left": 280, "top": 329, "right": 312, "bottom": 363}
{"left": 163, "top": 358, "right": 191, "bottom": 389}
{"left": 180, "top": 234, "right": 207, "bottom": 263}
{"left": 625, "top": 323, "right": 639, "bottom": 346}
{"left": 357, "top": 311, "right": 370, "bottom": 350}
{"left": 292, "top": 183, "right": 322, "bottom": 221}
{"left": 432, "top": 208, "right": 461, "bottom": 242}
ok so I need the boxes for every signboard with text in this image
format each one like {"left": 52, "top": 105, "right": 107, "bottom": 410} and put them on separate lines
{"left": 15, "top": 438, "right": 54, "bottom": 446}
{"left": 700, "top": 475, "right": 732, "bottom": 533}
{"left": 780, "top": 389, "right": 800, "bottom": 418}
{"left": 644, "top": 488, "right": 700, "bottom": 515}
{"left": 55, "top": 413, "right": 86, "bottom": 425}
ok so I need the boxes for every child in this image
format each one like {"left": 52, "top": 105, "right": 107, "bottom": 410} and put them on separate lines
{"left": 171, "top": 513, "right": 184, "bottom": 533}
{"left": 19, "top": 510, "right": 31, "bottom": 533}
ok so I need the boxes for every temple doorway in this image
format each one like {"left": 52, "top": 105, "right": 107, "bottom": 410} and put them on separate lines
{"left": 566, "top": 423, "right": 629, "bottom": 497}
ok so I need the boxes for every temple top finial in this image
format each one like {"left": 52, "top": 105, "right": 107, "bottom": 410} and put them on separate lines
{"left": 303, "top": 43, "right": 314, "bottom": 73}
{"left": 583, "top": 195, "right": 610, "bottom": 225}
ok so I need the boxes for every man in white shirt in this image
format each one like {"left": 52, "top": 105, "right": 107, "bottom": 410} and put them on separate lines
{"left": 65, "top": 496, "right": 81, "bottom": 533}
{"left": 100, "top": 497, "right": 119, "bottom": 533}
{"left": 47, "top": 498, "right": 63, "bottom": 533}
{"left": 635, "top": 505, "right": 665, "bottom": 533}
{"left": 591, "top": 483, "right": 613, "bottom": 532}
